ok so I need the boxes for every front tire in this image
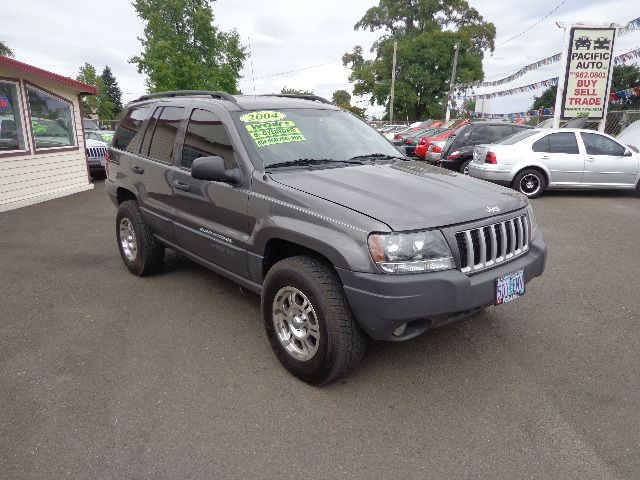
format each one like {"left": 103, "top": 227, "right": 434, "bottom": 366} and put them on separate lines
{"left": 116, "top": 200, "right": 165, "bottom": 276}
{"left": 262, "top": 256, "right": 366, "bottom": 385}
{"left": 512, "top": 169, "right": 546, "bottom": 199}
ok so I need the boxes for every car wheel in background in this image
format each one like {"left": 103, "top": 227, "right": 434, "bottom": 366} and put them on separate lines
{"left": 116, "top": 200, "right": 165, "bottom": 276}
{"left": 262, "top": 256, "right": 366, "bottom": 385}
{"left": 460, "top": 160, "right": 471, "bottom": 175}
{"left": 512, "top": 169, "right": 546, "bottom": 199}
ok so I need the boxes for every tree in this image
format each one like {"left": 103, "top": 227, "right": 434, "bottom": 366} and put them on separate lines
{"left": 530, "top": 86, "right": 557, "bottom": 110}
{"left": 343, "top": 0, "right": 495, "bottom": 121}
{"left": 0, "top": 40, "right": 14, "bottom": 57}
{"left": 332, "top": 89, "right": 352, "bottom": 106}
{"left": 281, "top": 86, "right": 315, "bottom": 96}
{"left": 331, "top": 89, "right": 366, "bottom": 117}
{"left": 130, "top": 0, "right": 246, "bottom": 94}
{"left": 610, "top": 64, "right": 640, "bottom": 111}
{"left": 76, "top": 63, "right": 115, "bottom": 120}
{"left": 101, "top": 66, "right": 123, "bottom": 114}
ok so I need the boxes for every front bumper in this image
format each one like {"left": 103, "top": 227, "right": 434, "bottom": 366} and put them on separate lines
{"left": 338, "top": 234, "right": 546, "bottom": 341}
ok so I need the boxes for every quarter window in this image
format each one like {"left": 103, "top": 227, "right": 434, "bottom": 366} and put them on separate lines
{"left": 581, "top": 133, "right": 626, "bottom": 156}
{"left": 113, "top": 105, "right": 152, "bottom": 152}
{"left": 0, "top": 80, "right": 27, "bottom": 152}
{"left": 146, "top": 107, "right": 184, "bottom": 163}
{"left": 26, "top": 85, "right": 76, "bottom": 150}
{"left": 181, "top": 109, "right": 235, "bottom": 169}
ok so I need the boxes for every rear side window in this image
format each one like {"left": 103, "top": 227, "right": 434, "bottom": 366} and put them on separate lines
{"left": 113, "top": 105, "right": 151, "bottom": 152}
{"left": 533, "top": 133, "right": 579, "bottom": 154}
{"left": 146, "top": 106, "right": 184, "bottom": 163}
{"left": 490, "top": 125, "right": 515, "bottom": 142}
{"left": 469, "top": 125, "right": 492, "bottom": 143}
{"left": 581, "top": 133, "right": 626, "bottom": 156}
{"left": 181, "top": 109, "right": 235, "bottom": 170}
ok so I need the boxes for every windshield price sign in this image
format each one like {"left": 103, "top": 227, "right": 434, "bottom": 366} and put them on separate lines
{"left": 561, "top": 28, "right": 616, "bottom": 119}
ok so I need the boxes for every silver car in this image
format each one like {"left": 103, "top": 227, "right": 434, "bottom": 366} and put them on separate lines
{"left": 469, "top": 128, "right": 640, "bottom": 198}
{"left": 424, "top": 139, "right": 446, "bottom": 163}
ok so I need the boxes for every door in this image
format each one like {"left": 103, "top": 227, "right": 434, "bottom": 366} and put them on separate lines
{"left": 579, "top": 132, "right": 638, "bottom": 186}
{"left": 531, "top": 132, "right": 584, "bottom": 185}
{"left": 169, "top": 108, "right": 251, "bottom": 277}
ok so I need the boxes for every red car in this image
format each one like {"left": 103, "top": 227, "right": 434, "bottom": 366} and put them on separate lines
{"left": 414, "top": 119, "right": 469, "bottom": 159}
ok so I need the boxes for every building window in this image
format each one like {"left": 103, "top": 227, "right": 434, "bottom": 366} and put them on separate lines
{"left": 26, "top": 85, "right": 76, "bottom": 150}
{"left": 0, "top": 80, "right": 27, "bottom": 153}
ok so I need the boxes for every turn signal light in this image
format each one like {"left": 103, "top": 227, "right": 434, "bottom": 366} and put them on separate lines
{"left": 485, "top": 152, "right": 497, "bottom": 164}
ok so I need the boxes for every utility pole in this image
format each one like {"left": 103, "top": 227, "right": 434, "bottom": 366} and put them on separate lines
{"left": 390, "top": 40, "right": 397, "bottom": 123}
{"left": 445, "top": 43, "right": 459, "bottom": 122}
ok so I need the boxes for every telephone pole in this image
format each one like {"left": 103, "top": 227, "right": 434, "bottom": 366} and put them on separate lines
{"left": 445, "top": 43, "right": 459, "bottom": 122}
{"left": 390, "top": 41, "right": 397, "bottom": 123}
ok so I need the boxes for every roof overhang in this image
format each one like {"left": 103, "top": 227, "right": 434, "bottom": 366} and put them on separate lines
{"left": 0, "top": 55, "right": 97, "bottom": 95}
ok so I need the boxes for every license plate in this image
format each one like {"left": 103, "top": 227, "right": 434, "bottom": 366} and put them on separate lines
{"left": 495, "top": 269, "right": 525, "bottom": 305}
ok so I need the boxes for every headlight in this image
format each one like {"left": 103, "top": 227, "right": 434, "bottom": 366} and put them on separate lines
{"left": 526, "top": 204, "right": 538, "bottom": 236}
{"left": 368, "top": 230, "right": 455, "bottom": 274}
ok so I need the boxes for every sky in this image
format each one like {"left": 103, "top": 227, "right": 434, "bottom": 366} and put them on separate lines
{"left": 2, "top": 0, "right": 638, "bottom": 118}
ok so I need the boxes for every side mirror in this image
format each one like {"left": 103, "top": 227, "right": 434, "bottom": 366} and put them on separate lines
{"left": 624, "top": 148, "right": 633, "bottom": 157}
{"left": 191, "top": 155, "right": 242, "bottom": 185}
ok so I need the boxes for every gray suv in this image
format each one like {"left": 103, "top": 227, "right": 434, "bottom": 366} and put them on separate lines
{"left": 106, "top": 91, "right": 547, "bottom": 384}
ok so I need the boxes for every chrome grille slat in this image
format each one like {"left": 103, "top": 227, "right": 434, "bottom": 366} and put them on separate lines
{"left": 455, "top": 214, "right": 530, "bottom": 275}
{"left": 86, "top": 146, "right": 107, "bottom": 159}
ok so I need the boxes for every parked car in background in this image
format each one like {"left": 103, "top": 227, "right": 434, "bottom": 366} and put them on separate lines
{"left": 469, "top": 128, "right": 640, "bottom": 198}
{"left": 394, "top": 127, "right": 447, "bottom": 156}
{"left": 439, "top": 122, "right": 532, "bottom": 174}
{"left": 414, "top": 119, "right": 470, "bottom": 159}
{"left": 85, "top": 137, "right": 108, "bottom": 178}
{"left": 83, "top": 117, "right": 115, "bottom": 143}
{"left": 424, "top": 139, "right": 446, "bottom": 163}
{"left": 617, "top": 119, "right": 640, "bottom": 152}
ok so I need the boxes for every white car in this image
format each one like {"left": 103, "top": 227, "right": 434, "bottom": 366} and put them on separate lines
{"left": 617, "top": 119, "right": 640, "bottom": 152}
{"left": 468, "top": 128, "right": 640, "bottom": 198}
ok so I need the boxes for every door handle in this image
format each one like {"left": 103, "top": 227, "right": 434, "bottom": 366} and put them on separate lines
{"left": 173, "top": 180, "right": 191, "bottom": 192}
{"left": 540, "top": 155, "right": 550, "bottom": 160}
{"left": 131, "top": 165, "right": 144, "bottom": 174}
{"left": 586, "top": 157, "right": 596, "bottom": 162}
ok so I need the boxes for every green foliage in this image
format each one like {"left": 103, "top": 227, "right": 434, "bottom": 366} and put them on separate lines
{"left": 101, "top": 66, "right": 123, "bottom": 114}
{"left": 610, "top": 64, "right": 640, "bottom": 110}
{"left": 344, "top": 0, "right": 495, "bottom": 120}
{"left": 0, "top": 40, "right": 14, "bottom": 57}
{"left": 281, "top": 86, "right": 315, "bottom": 96}
{"left": 331, "top": 89, "right": 366, "bottom": 117}
{"left": 76, "top": 63, "right": 115, "bottom": 120}
{"left": 331, "top": 89, "right": 352, "bottom": 105}
{"left": 531, "top": 86, "right": 557, "bottom": 110}
{"left": 130, "top": 0, "right": 246, "bottom": 94}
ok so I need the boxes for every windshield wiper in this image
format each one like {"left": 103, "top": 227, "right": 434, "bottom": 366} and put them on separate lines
{"left": 266, "top": 158, "right": 363, "bottom": 169}
{"left": 348, "top": 153, "right": 406, "bottom": 161}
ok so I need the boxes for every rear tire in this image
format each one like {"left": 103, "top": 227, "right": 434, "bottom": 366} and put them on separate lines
{"left": 459, "top": 160, "right": 471, "bottom": 175}
{"left": 262, "top": 256, "right": 366, "bottom": 385}
{"left": 116, "top": 200, "right": 165, "bottom": 276}
{"left": 512, "top": 169, "right": 546, "bottom": 199}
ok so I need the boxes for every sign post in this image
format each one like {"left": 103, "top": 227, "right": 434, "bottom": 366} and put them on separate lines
{"left": 553, "top": 23, "right": 622, "bottom": 130}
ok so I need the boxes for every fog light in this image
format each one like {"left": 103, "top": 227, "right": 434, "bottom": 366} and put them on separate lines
{"left": 392, "top": 323, "right": 407, "bottom": 337}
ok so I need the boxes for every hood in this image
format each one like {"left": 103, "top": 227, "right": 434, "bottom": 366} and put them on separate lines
{"left": 269, "top": 161, "right": 527, "bottom": 231}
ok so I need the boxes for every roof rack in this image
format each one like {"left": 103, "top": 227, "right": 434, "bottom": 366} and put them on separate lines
{"left": 135, "top": 90, "right": 237, "bottom": 102}
{"left": 260, "top": 94, "right": 332, "bottom": 104}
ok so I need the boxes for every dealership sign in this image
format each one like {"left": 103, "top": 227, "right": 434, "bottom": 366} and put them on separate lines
{"left": 560, "top": 27, "right": 616, "bottom": 120}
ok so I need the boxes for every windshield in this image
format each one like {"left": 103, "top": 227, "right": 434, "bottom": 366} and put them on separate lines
{"left": 233, "top": 109, "right": 402, "bottom": 167}
{"left": 83, "top": 118, "right": 100, "bottom": 130}
{"left": 499, "top": 129, "right": 539, "bottom": 145}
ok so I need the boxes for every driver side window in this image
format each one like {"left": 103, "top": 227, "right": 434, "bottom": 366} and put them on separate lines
{"left": 581, "top": 133, "right": 626, "bottom": 156}
{"left": 181, "top": 109, "right": 236, "bottom": 170}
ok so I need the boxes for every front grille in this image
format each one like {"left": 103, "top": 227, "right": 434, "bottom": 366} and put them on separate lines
{"left": 455, "top": 214, "right": 529, "bottom": 274}
{"left": 86, "top": 146, "right": 107, "bottom": 159}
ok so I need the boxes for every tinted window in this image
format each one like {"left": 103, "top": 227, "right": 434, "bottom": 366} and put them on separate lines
{"left": 0, "top": 80, "right": 27, "bottom": 151}
{"left": 532, "top": 136, "right": 549, "bottom": 152}
{"left": 26, "top": 86, "right": 76, "bottom": 150}
{"left": 147, "top": 106, "right": 184, "bottom": 163}
{"left": 490, "top": 125, "right": 515, "bottom": 142}
{"left": 139, "top": 107, "right": 162, "bottom": 156}
{"left": 113, "top": 105, "right": 151, "bottom": 152}
{"left": 181, "top": 109, "right": 235, "bottom": 169}
{"left": 581, "top": 133, "right": 626, "bottom": 156}
{"left": 470, "top": 125, "right": 492, "bottom": 143}
{"left": 548, "top": 133, "right": 579, "bottom": 154}
{"left": 499, "top": 129, "right": 538, "bottom": 145}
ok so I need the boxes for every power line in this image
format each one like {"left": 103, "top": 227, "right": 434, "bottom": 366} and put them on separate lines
{"left": 497, "top": 0, "right": 569, "bottom": 47}
{"left": 239, "top": 60, "right": 341, "bottom": 82}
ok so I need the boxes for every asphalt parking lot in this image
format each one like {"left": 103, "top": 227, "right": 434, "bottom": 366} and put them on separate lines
{"left": 1, "top": 181, "right": 639, "bottom": 479}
